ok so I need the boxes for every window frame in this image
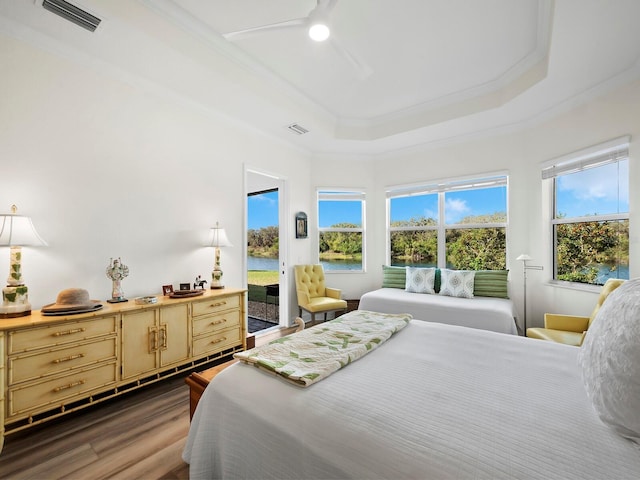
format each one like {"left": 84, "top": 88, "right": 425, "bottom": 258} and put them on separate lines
{"left": 386, "top": 173, "right": 509, "bottom": 269}
{"left": 317, "top": 189, "right": 366, "bottom": 273}
{"left": 543, "top": 136, "right": 630, "bottom": 286}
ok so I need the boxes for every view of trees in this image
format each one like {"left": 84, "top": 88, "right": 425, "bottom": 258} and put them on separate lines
{"left": 319, "top": 223, "right": 362, "bottom": 261}
{"left": 247, "top": 226, "right": 279, "bottom": 258}
{"left": 391, "top": 213, "right": 507, "bottom": 270}
{"left": 555, "top": 219, "right": 629, "bottom": 284}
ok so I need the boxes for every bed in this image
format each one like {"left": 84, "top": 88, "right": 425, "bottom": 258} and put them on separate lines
{"left": 359, "top": 287, "right": 518, "bottom": 334}
{"left": 183, "top": 286, "right": 640, "bottom": 479}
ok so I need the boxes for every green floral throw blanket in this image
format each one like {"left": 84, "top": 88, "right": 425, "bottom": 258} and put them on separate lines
{"left": 234, "top": 310, "right": 412, "bottom": 387}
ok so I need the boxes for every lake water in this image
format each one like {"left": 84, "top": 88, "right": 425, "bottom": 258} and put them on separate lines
{"left": 248, "top": 256, "right": 361, "bottom": 271}
{"left": 248, "top": 257, "right": 629, "bottom": 280}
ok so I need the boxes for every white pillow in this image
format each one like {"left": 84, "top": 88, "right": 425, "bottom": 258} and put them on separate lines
{"left": 578, "top": 278, "right": 640, "bottom": 443}
{"left": 439, "top": 269, "right": 474, "bottom": 298}
{"left": 405, "top": 267, "right": 436, "bottom": 294}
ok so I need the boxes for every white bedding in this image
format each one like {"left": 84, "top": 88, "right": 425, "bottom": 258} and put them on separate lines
{"left": 183, "top": 321, "right": 640, "bottom": 479}
{"left": 359, "top": 287, "right": 518, "bottom": 334}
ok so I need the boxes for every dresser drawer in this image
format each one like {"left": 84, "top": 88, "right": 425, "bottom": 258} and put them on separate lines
{"left": 7, "top": 361, "right": 117, "bottom": 418}
{"left": 8, "top": 316, "right": 118, "bottom": 354}
{"left": 8, "top": 336, "right": 117, "bottom": 385}
{"left": 192, "top": 295, "right": 240, "bottom": 317}
{"left": 193, "top": 309, "right": 241, "bottom": 337}
{"left": 192, "top": 327, "right": 242, "bottom": 357}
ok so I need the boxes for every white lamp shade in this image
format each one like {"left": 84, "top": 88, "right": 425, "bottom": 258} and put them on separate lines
{"left": 516, "top": 254, "right": 532, "bottom": 261}
{"left": 207, "top": 226, "right": 232, "bottom": 248}
{"left": 0, "top": 213, "right": 47, "bottom": 247}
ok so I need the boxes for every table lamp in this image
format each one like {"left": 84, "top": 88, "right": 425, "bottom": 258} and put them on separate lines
{"left": 0, "top": 205, "right": 47, "bottom": 318}
{"left": 207, "top": 222, "right": 232, "bottom": 289}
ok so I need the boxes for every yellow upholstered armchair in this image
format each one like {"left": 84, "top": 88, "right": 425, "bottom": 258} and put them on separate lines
{"left": 294, "top": 264, "right": 347, "bottom": 322}
{"left": 526, "top": 278, "right": 625, "bottom": 346}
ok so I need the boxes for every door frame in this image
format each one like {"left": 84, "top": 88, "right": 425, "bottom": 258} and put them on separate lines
{"left": 244, "top": 165, "right": 289, "bottom": 327}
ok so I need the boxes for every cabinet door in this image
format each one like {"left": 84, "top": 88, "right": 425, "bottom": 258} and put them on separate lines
{"left": 121, "top": 309, "right": 157, "bottom": 380}
{"left": 159, "top": 304, "right": 190, "bottom": 368}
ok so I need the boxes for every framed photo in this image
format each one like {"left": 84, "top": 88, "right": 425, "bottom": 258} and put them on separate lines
{"left": 162, "top": 284, "right": 174, "bottom": 296}
{"left": 295, "top": 211, "right": 307, "bottom": 239}
{"left": 179, "top": 283, "right": 191, "bottom": 291}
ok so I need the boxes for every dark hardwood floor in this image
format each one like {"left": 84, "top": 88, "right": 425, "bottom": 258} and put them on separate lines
{"left": 0, "top": 325, "right": 299, "bottom": 479}
{"left": 0, "top": 374, "right": 191, "bottom": 480}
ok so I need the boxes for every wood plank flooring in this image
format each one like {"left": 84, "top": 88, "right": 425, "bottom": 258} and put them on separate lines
{"left": 0, "top": 325, "right": 298, "bottom": 479}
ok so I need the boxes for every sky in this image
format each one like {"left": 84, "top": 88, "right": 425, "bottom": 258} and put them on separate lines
{"left": 391, "top": 187, "right": 506, "bottom": 224}
{"left": 248, "top": 161, "right": 628, "bottom": 230}
{"left": 248, "top": 190, "right": 279, "bottom": 229}
{"left": 556, "top": 160, "right": 628, "bottom": 217}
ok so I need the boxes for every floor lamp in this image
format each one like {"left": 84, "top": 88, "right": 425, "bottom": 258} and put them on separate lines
{"left": 516, "top": 254, "right": 543, "bottom": 336}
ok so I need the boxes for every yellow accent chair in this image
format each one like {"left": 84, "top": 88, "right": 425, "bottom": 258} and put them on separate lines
{"left": 526, "top": 278, "right": 625, "bottom": 346}
{"left": 294, "top": 264, "right": 347, "bottom": 322}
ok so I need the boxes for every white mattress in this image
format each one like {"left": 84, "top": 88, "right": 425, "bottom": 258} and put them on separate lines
{"left": 359, "top": 287, "right": 518, "bottom": 334}
{"left": 183, "top": 321, "right": 640, "bottom": 479}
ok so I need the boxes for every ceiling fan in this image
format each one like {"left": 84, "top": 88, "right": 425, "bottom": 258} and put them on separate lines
{"left": 222, "top": 0, "right": 372, "bottom": 77}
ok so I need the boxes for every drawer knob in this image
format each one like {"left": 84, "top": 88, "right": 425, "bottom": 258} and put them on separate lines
{"left": 211, "top": 337, "right": 227, "bottom": 345}
{"left": 53, "top": 353, "right": 85, "bottom": 364}
{"left": 53, "top": 379, "right": 85, "bottom": 392}
{"left": 210, "top": 301, "right": 227, "bottom": 308}
{"left": 210, "top": 318, "right": 227, "bottom": 326}
{"left": 53, "top": 328, "right": 86, "bottom": 337}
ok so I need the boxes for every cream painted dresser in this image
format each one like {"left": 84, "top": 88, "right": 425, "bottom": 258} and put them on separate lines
{"left": 0, "top": 288, "right": 246, "bottom": 454}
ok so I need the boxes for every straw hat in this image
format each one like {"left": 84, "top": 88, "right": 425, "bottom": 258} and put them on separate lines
{"left": 42, "top": 288, "right": 102, "bottom": 313}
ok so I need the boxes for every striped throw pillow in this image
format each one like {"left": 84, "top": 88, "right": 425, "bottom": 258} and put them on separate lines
{"left": 473, "top": 270, "right": 509, "bottom": 298}
{"left": 382, "top": 265, "right": 406, "bottom": 289}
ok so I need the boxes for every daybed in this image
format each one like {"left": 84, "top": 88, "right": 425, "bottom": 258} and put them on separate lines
{"left": 359, "top": 266, "right": 518, "bottom": 334}
{"left": 183, "top": 280, "right": 640, "bottom": 479}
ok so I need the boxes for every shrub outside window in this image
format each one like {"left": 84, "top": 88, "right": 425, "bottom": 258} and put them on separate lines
{"left": 544, "top": 138, "right": 629, "bottom": 285}
{"left": 318, "top": 190, "right": 365, "bottom": 272}
{"left": 388, "top": 176, "right": 507, "bottom": 270}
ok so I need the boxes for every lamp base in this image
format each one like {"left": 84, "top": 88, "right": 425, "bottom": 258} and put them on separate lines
{"left": 1, "top": 285, "right": 31, "bottom": 318}
{"left": 210, "top": 285, "right": 225, "bottom": 290}
{"left": 0, "top": 310, "right": 31, "bottom": 319}
{"left": 107, "top": 298, "right": 129, "bottom": 303}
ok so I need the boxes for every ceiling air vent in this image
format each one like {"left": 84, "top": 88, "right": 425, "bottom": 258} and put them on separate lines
{"left": 287, "top": 123, "right": 309, "bottom": 135}
{"left": 40, "top": 0, "right": 102, "bottom": 32}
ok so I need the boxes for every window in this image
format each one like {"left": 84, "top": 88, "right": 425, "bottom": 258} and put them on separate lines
{"left": 388, "top": 175, "right": 507, "bottom": 269}
{"left": 543, "top": 137, "right": 629, "bottom": 285}
{"left": 317, "top": 190, "right": 365, "bottom": 272}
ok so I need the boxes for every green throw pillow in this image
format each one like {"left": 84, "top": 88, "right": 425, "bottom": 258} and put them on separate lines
{"left": 473, "top": 270, "right": 509, "bottom": 298}
{"left": 382, "top": 265, "right": 406, "bottom": 289}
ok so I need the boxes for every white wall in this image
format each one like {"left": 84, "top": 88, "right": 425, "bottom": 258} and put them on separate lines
{"left": 309, "top": 80, "right": 639, "bottom": 330}
{"left": 3, "top": 29, "right": 638, "bottom": 331}
{"left": 0, "top": 33, "right": 312, "bottom": 314}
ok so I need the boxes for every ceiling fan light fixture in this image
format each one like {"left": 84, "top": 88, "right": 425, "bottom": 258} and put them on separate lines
{"left": 308, "top": 22, "right": 330, "bottom": 42}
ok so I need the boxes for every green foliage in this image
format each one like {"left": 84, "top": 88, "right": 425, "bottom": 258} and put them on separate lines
{"left": 390, "top": 214, "right": 506, "bottom": 269}
{"left": 247, "top": 226, "right": 279, "bottom": 258}
{"left": 390, "top": 230, "right": 437, "bottom": 264}
{"left": 319, "top": 224, "right": 362, "bottom": 260}
{"left": 446, "top": 228, "right": 506, "bottom": 269}
{"left": 556, "top": 220, "right": 628, "bottom": 284}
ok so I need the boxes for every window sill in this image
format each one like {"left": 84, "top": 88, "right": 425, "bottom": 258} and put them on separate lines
{"left": 546, "top": 280, "right": 601, "bottom": 294}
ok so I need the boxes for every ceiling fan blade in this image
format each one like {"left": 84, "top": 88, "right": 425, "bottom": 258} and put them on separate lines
{"left": 330, "top": 34, "right": 373, "bottom": 79}
{"left": 316, "top": 0, "right": 339, "bottom": 15}
{"left": 223, "top": 17, "right": 306, "bottom": 41}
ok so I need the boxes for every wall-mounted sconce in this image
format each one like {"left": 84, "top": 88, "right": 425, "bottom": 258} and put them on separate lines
{"left": 0, "top": 205, "right": 47, "bottom": 318}
{"left": 295, "top": 212, "right": 307, "bottom": 239}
